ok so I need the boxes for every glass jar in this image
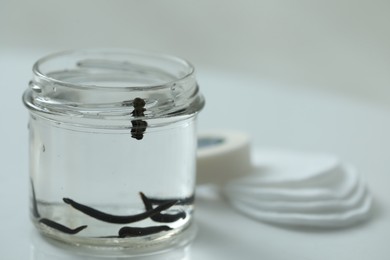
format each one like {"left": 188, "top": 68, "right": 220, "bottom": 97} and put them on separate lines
{"left": 22, "top": 49, "right": 204, "bottom": 254}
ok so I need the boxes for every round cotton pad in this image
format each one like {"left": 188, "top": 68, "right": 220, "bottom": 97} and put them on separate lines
{"left": 234, "top": 149, "right": 342, "bottom": 187}
{"left": 226, "top": 177, "right": 367, "bottom": 214}
{"left": 225, "top": 164, "right": 359, "bottom": 202}
{"left": 228, "top": 193, "right": 372, "bottom": 228}
{"left": 223, "top": 148, "right": 372, "bottom": 227}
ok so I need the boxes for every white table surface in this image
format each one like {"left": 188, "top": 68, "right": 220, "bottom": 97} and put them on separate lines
{"left": 1, "top": 50, "right": 389, "bottom": 259}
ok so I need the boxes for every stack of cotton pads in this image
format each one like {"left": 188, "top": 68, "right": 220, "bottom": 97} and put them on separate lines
{"left": 197, "top": 131, "right": 372, "bottom": 228}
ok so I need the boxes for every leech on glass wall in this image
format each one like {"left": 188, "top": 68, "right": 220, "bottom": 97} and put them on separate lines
{"left": 30, "top": 179, "right": 40, "bottom": 218}
{"left": 63, "top": 198, "right": 177, "bottom": 224}
{"left": 39, "top": 218, "right": 87, "bottom": 234}
{"left": 140, "top": 192, "right": 186, "bottom": 223}
{"left": 118, "top": 225, "right": 172, "bottom": 238}
{"left": 130, "top": 97, "right": 147, "bottom": 140}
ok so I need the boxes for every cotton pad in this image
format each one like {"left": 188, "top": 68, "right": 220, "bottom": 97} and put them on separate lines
{"left": 228, "top": 193, "right": 372, "bottom": 227}
{"left": 196, "top": 132, "right": 373, "bottom": 228}
{"left": 225, "top": 162, "right": 359, "bottom": 201}
{"left": 226, "top": 179, "right": 368, "bottom": 214}
{"left": 223, "top": 149, "right": 372, "bottom": 227}
{"left": 232, "top": 149, "right": 342, "bottom": 187}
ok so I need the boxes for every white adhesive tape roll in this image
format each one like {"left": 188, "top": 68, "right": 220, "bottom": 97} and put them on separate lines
{"left": 197, "top": 131, "right": 252, "bottom": 185}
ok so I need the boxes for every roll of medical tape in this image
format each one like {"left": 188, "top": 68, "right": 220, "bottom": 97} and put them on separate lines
{"left": 196, "top": 131, "right": 252, "bottom": 185}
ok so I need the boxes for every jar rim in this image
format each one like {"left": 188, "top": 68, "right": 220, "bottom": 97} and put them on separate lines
{"left": 32, "top": 48, "right": 195, "bottom": 91}
{"left": 24, "top": 49, "right": 204, "bottom": 127}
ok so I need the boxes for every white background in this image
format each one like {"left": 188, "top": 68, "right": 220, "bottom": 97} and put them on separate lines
{"left": 1, "top": 0, "right": 390, "bottom": 259}
{"left": 2, "top": 0, "right": 390, "bottom": 102}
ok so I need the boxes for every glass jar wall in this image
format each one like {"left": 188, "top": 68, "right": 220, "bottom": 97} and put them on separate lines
{"left": 23, "top": 49, "right": 204, "bottom": 254}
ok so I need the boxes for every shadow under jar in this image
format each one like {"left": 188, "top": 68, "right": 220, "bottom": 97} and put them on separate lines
{"left": 22, "top": 49, "right": 205, "bottom": 254}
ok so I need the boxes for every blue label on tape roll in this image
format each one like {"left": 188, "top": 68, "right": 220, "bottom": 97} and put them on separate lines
{"left": 197, "top": 137, "right": 225, "bottom": 149}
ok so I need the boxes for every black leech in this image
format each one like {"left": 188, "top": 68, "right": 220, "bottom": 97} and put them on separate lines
{"left": 140, "top": 192, "right": 186, "bottom": 223}
{"left": 30, "top": 179, "right": 40, "bottom": 218}
{"left": 31, "top": 180, "right": 88, "bottom": 235}
{"left": 39, "top": 218, "right": 87, "bottom": 234}
{"left": 63, "top": 198, "right": 177, "bottom": 224}
{"left": 147, "top": 194, "right": 195, "bottom": 206}
{"left": 118, "top": 225, "right": 172, "bottom": 238}
{"left": 130, "top": 97, "right": 147, "bottom": 140}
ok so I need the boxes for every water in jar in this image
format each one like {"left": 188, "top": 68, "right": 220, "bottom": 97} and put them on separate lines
{"left": 28, "top": 113, "right": 197, "bottom": 248}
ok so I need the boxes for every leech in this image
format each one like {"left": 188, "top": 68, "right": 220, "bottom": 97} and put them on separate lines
{"left": 147, "top": 194, "right": 195, "bottom": 206}
{"left": 118, "top": 225, "right": 172, "bottom": 238}
{"left": 30, "top": 179, "right": 40, "bottom": 218}
{"left": 140, "top": 192, "right": 186, "bottom": 223}
{"left": 39, "top": 218, "right": 87, "bottom": 234}
{"left": 63, "top": 198, "right": 177, "bottom": 224}
{"left": 130, "top": 97, "right": 147, "bottom": 140}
